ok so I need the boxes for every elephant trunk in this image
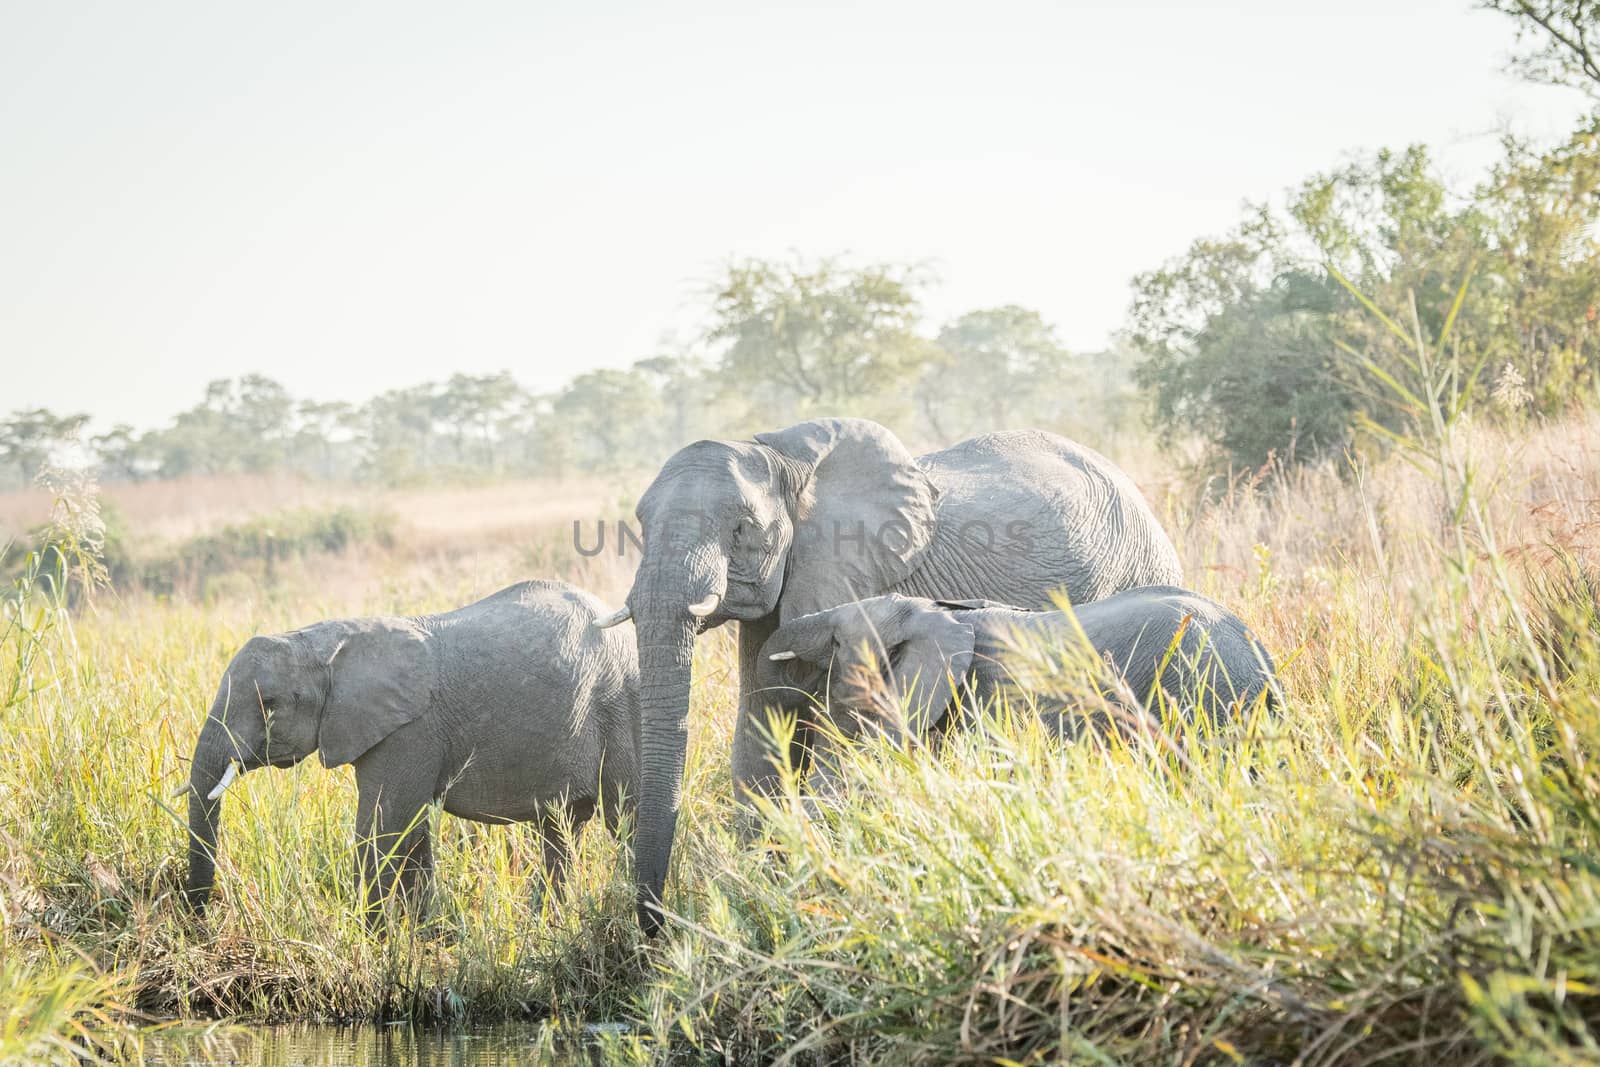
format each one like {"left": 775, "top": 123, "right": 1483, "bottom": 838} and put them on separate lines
{"left": 633, "top": 613, "right": 698, "bottom": 936}
{"left": 184, "top": 712, "right": 237, "bottom": 913}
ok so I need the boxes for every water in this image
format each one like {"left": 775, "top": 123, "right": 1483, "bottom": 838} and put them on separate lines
{"left": 139, "top": 1022, "right": 638, "bottom": 1066}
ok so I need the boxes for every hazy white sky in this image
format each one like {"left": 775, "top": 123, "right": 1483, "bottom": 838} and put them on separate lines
{"left": 1, "top": 0, "right": 1587, "bottom": 430}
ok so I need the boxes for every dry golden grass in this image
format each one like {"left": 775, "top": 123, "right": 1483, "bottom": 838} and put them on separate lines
{"left": 0, "top": 473, "right": 326, "bottom": 544}
{"left": 1175, "top": 408, "right": 1600, "bottom": 591}
{"left": 0, "top": 471, "right": 634, "bottom": 556}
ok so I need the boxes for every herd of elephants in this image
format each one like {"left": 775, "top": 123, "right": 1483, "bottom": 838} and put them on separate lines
{"left": 178, "top": 417, "right": 1279, "bottom": 937}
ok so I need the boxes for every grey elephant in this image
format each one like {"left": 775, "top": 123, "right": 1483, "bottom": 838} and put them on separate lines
{"left": 181, "top": 580, "right": 639, "bottom": 916}
{"left": 754, "top": 587, "right": 1279, "bottom": 796}
{"left": 591, "top": 417, "right": 1182, "bottom": 932}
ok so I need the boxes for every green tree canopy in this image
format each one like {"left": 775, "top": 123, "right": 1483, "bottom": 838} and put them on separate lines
{"left": 1130, "top": 123, "right": 1600, "bottom": 476}
{"left": 706, "top": 257, "right": 934, "bottom": 422}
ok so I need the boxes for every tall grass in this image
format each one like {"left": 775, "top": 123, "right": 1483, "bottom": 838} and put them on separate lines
{"left": 0, "top": 958, "right": 136, "bottom": 1067}
{"left": 5, "top": 310, "right": 1600, "bottom": 1060}
{"left": 619, "top": 288, "right": 1600, "bottom": 1063}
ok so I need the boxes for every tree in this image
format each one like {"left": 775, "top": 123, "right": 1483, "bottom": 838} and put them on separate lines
{"left": 1130, "top": 149, "right": 1478, "bottom": 474}
{"left": 291, "top": 400, "right": 359, "bottom": 480}
{"left": 634, "top": 347, "right": 715, "bottom": 457}
{"left": 0, "top": 409, "right": 90, "bottom": 487}
{"left": 707, "top": 257, "right": 933, "bottom": 421}
{"left": 550, "top": 368, "right": 663, "bottom": 472}
{"left": 436, "top": 373, "right": 525, "bottom": 473}
{"left": 1140, "top": 270, "right": 1359, "bottom": 468}
{"left": 1483, "top": 0, "right": 1600, "bottom": 95}
{"left": 91, "top": 424, "right": 155, "bottom": 482}
{"left": 362, "top": 384, "right": 446, "bottom": 484}
{"left": 919, "top": 306, "right": 1076, "bottom": 439}
{"left": 1476, "top": 120, "right": 1600, "bottom": 407}
{"left": 1129, "top": 127, "right": 1600, "bottom": 476}
{"left": 1129, "top": 204, "right": 1304, "bottom": 471}
{"left": 494, "top": 390, "right": 552, "bottom": 476}
{"left": 231, "top": 375, "right": 295, "bottom": 472}
{"left": 142, "top": 375, "right": 297, "bottom": 477}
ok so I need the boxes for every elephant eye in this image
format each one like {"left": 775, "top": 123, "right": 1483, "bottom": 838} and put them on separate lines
{"left": 735, "top": 516, "right": 775, "bottom": 550}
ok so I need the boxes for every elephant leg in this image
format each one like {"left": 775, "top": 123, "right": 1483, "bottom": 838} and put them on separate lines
{"left": 800, "top": 725, "right": 849, "bottom": 820}
{"left": 354, "top": 776, "right": 436, "bottom": 920}
{"left": 598, "top": 772, "right": 630, "bottom": 841}
{"left": 730, "top": 610, "right": 790, "bottom": 811}
{"left": 535, "top": 797, "right": 596, "bottom": 910}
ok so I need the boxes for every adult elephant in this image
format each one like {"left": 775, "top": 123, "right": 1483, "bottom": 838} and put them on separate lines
{"left": 596, "top": 417, "right": 1182, "bottom": 933}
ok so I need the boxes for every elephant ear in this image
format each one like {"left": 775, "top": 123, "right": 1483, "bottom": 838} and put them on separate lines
{"left": 756, "top": 418, "right": 938, "bottom": 620}
{"left": 317, "top": 622, "right": 434, "bottom": 768}
{"left": 884, "top": 602, "right": 975, "bottom": 738}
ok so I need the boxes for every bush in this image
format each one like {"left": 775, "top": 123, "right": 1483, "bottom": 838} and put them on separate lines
{"left": 129, "top": 507, "right": 396, "bottom": 596}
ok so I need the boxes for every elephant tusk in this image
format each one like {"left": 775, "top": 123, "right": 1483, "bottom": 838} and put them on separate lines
{"left": 593, "top": 606, "right": 632, "bottom": 629}
{"left": 687, "top": 594, "right": 720, "bottom": 618}
{"left": 206, "top": 762, "right": 239, "bottom": 802}
{"left": 768, "top": 651, "right": 797, "bottom": 662}
{"left": 172, "top": 782, "right": 196, "bottom": 798}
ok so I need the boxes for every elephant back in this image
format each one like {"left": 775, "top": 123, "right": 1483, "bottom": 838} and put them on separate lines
{"left": 900, "top": 430, "right": 1182, "bottom": 609}
{"left": 437, "top": 580, "right": 639, "bottom": 722}
{"left": 1074, "top": 585, "right": 1276, "bottom": 719}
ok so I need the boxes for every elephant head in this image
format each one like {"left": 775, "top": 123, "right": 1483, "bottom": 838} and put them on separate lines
{"left": 760, "top": 596, "right": 976, "bottom": 754}
{"left": 182, "top": 621, "right": 430, "bottom": 912}
{"left": 600, "top": 418, "right": 939, "bottom": 932}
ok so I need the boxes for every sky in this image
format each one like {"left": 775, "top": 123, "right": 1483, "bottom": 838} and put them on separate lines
{"left": 0, "top": 0, "right": 1589, "bottom": 432}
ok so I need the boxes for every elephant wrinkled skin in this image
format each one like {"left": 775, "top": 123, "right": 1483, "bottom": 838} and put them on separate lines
{"left": 608, "top": 417, "right": 1183, "bottom": 932}
{"left": 182, "top": 580, "right": 638, "bottom": 917}
{"left": 756, "top": 587, "right": 1279, "bottom": 795}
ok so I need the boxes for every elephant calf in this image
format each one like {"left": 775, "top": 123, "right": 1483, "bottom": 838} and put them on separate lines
{"left": 753, "top": 586, "right": 1278, "bottom": 796}
{"left": 180, "top": 580, "right": 638, "bottom": 916}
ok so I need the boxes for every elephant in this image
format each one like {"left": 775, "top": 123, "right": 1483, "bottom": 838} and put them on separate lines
{"left": 591, "top": 417, "right": 1183, "bottom": 932}
{"left": 180, "top": 580, "right": 639, "bottom": 917}
{"left": 754, "top": 587, "right": 1279, "bottom": 796}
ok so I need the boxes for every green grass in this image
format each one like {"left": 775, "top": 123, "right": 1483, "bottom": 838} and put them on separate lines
{"left": 8, "top": 329, "right": 1600, "bottom": 1061}
{"left": 0, "top": 957, "right": 136, "bottom": 1067}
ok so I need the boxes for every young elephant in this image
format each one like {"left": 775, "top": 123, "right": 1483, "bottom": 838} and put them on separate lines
{"left": 752, "top": 586, "right": 1277, "bottom": 797}
{"left": 180, "top": 580, "right": 638, "bottom": 916}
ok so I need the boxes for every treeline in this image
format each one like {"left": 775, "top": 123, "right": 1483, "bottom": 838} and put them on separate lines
{"left": 7, "top": 1, "right": 1598, "bottom": 491}
{"left": 0, "top": 272, "right": 1141, "bottom": 489}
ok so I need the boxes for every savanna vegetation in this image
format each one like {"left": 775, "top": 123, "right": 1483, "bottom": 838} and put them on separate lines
{"left": 6, "top": 2, "right": 1600, "bottom": 1064}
